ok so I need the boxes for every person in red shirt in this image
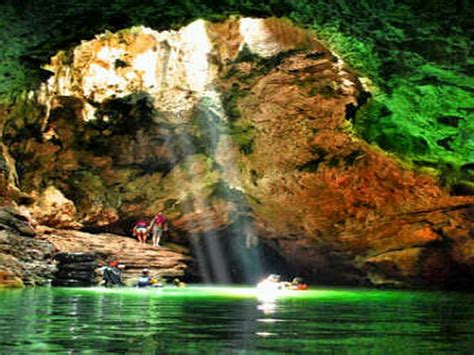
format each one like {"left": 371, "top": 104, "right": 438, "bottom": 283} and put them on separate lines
{"left": 132, "top": 219, "right": 149, "bottom": 244}
{"left": 149, "top": 211, "right": 166, "bottom": 247}
{"left": 290, "top": 277, "right": 309, "bottom": 290}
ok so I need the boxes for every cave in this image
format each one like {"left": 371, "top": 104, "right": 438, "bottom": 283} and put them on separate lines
{"left": 0, "top": 15, "right": 472, "bottom": 290}
{"left": 0, "top": 3, "right": 473, "bottom": 352}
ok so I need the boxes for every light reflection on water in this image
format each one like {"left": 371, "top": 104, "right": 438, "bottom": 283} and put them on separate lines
{"left": 0, "top": 286, "right": 473, "bottom": 353}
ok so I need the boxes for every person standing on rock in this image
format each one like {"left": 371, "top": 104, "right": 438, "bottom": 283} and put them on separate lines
{"left": 149, "top": 211, "right": 167, "bottom": 247}
{"left": 132, "top": 219, "right": 150, "bottom": 244}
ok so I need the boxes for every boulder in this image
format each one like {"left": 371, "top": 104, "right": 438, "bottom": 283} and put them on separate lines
{"left": 28, "top": 186, "right": 82, "bottom": 229}
{"left": 0, "top": 270, "right": 24, "bottom": 288}
{"left": 0, "top": 207, "right": 56, "bottom": 285}
{"left": 0, "top": 206, "right": 35, "bottom": 236}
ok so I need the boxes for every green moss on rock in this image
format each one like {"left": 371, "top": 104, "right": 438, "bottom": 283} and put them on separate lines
{"left": 65, "top": 170, "right": 120, "bottom": 212}
{"left": 228, "top": 120, "right": 255, "bottom": 155}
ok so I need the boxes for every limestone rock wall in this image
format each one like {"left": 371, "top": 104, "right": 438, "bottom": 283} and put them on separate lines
{"left": 1, "top": 17, "right": 473, "bottom": 288}
{"left": 0, "top": 207, "right": 56, "bottom": 287}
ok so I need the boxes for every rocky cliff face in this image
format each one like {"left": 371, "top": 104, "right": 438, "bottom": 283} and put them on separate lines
{"left": 1, "top": 18, "right": 473, "bottom": 288}
{"left": 38, "top": 227, "right": 189, "bottom": 284}
{"left": 0, "top": 207, "right": 56, "bottom": 287}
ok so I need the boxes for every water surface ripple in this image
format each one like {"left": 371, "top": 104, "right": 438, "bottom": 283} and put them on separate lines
{"left": 0, "top": 286, "right": 473, "bottom": 353}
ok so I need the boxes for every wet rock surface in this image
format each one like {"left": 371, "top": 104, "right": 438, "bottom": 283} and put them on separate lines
{"left": 52, "top": 252, "right": 98, "bottom": 287}
{"left": 0, "top": 207, "right": 35, "bottom": 237}
{"left": 37, "top": 227, "right": 189, "bottom": 284}
{"left": 0, "top": 207, "right": 56, "bottom": 287}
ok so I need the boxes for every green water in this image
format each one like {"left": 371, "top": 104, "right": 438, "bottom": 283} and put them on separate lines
{"left": 0, "top": 286, "right": 473, "bottom": 353}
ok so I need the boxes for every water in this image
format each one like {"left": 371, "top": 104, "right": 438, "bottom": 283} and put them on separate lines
{"left": 0, "top": 286, "right": 473, "bottom": 353}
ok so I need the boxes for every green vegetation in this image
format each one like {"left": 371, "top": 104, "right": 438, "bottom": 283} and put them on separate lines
{"left": 227, "top": 45, "right": 303, "bottom": 83}
{"left": 0, "top": 0, "right": 472, "bottom": 185}
{"left": 229, "top": 120, "right": 255, "bottom": 155}
{"left": 288, "top": 2, "right": 473, "bottom": 184}
{"left": 220, "top": 83, "right": 248, "bottom": 121}
{"left": 65, "top": 170, "right": 121, "bottom": 211}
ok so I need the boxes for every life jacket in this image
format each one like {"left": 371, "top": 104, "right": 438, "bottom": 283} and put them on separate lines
{"left": 137, "top": 276, "right": 151, "bottom": 287}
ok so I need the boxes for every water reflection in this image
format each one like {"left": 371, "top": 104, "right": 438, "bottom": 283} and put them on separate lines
{"left": 0, "top": 287, "right": 473, "bottom": 353}
{"left": 257, "top": 301, "right": 277, "bottom": 315}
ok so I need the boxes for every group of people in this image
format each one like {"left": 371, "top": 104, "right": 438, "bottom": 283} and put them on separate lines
{"left": 97, "top": 261, "right": 186, "bottom": 288}
{"left": 257, "top": 274, "right": 309, "bottom": 291}
{"left": 132, "top": 211, "right": 167, "bottom": 247}
{"left": 135, "top": 268, "right": 186, "bottom": 288}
